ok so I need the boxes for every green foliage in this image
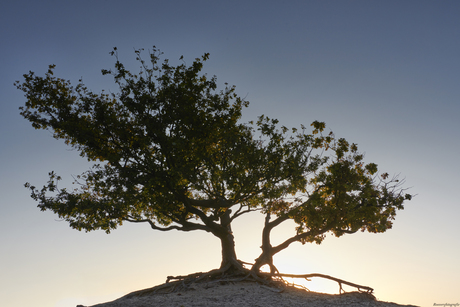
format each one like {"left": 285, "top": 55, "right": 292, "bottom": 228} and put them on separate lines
{"left": 16, "top": 47, "right": 411, "bottom": 268}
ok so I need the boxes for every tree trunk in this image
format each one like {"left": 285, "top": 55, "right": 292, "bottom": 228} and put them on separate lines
{"left": 251, "top": 235, "right": 278, "bottom": 274}
{"left": 218, "top": 209, "right": 239, "bottom": 270}
{"left": 219, "top": 230, "right": 238, "bottom": 269}
{"left": 251, "top": 211, "right": 278, "bottom": 273}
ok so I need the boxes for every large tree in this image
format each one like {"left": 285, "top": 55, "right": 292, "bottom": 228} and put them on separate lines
{"left": 16, "top": 47, "right": 411, "bottom": 291}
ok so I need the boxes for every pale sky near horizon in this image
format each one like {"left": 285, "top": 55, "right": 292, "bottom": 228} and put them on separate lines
{"left": 1, "top": 1, "right": 459, "bottom": 306}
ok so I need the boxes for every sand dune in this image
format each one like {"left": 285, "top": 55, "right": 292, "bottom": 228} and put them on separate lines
{"left": 82, "top": 280, "right": 418, "bottom": 307}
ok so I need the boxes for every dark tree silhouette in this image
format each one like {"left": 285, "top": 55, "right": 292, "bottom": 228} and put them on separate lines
{"left": 16, "top": 47, "right": 411, "bottom": 292}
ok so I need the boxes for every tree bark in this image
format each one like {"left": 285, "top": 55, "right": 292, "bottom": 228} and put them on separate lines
{"left": 219, "top": 230, "right": 238, "bottom": 269}
{"left": 217, "top": 209, "right": 239, "bottom": 270}
{"left": 252, "top": 212, "right": 287, "bottom": 273}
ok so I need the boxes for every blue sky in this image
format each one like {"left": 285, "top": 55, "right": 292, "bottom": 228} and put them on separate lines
{"left": 1, "top": 1, "right": 459, "bottom": 306}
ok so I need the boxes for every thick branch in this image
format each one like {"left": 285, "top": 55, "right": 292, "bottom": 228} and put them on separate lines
{"left": 186, "top": 197, "right": 233, "bottom": 209}
{"left": 271, "top": 227, "right": 329, "bottom": 255}
{"left": 266, "top": 213, "right": 290, "bottom": 231}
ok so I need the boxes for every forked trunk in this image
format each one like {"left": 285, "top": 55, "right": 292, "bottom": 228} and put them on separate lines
{"left": 251, "top": 245, "right": 277, "bottom": 273}
{"left": 251, "top": 212, "right": 279, "bottom": 274}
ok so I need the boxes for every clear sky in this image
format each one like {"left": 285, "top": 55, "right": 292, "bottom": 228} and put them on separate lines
{"left": 1, "top": 1, "right": 459, "bottom": 306}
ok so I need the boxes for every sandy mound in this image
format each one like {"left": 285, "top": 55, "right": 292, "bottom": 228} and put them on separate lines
{"left": 82, "top": 280, "right": 418, "bottom": 307}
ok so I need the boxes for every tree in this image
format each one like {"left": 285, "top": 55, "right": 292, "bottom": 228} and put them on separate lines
{"left": 16, "top": 47, "right": 411, "bottom": 292}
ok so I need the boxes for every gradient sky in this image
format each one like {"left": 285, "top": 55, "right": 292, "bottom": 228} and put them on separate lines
{"left": 1, "top": 1, "right": 459, "bottom": 306}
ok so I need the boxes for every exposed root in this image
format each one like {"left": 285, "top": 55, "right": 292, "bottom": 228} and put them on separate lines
{"left": 123, "top": 265, "right": 284, "bottom": 298}
{"left": 121, "top": 264, "right": 373, "bottom": 299}
{"left": 263, "top": 272, "right": 374, "bottom": 294}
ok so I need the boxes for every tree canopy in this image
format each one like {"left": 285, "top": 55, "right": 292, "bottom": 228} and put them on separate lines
{"left": 16, "top": 47, "right": 412, "bottom": 290}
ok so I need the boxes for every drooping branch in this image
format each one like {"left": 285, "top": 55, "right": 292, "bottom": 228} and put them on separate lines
{"left": 123, "top": 216, "right": 211, "bottom": 232}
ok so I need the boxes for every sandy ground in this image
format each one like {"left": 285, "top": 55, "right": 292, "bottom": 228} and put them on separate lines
{"left": 82, "top": 280, "right": 419, "bottom": 307}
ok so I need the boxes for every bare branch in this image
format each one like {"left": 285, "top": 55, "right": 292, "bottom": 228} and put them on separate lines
{"left": 230, "top": 204, "right": 259, "bottom": 221}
